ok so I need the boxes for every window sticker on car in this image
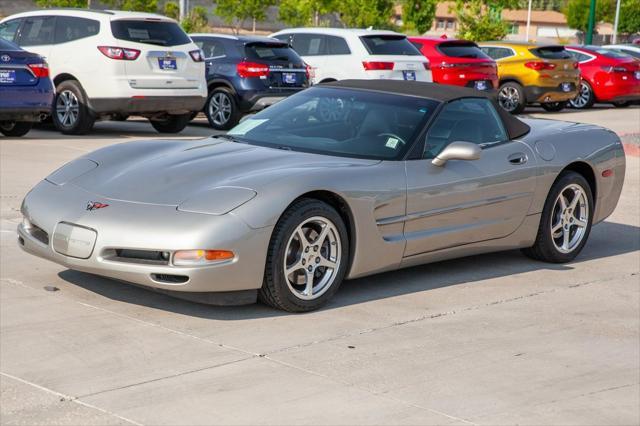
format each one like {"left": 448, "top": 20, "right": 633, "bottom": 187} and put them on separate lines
{"left": 228, "top": 118, "right": 269, "bottom": 135}
{"left": 385, "top": 137, "right": 399, "bottom": 149}
{"left": 127, "top": 28, "right": 149, "bottom": 39}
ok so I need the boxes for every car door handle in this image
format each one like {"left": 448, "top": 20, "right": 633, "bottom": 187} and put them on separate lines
{"left": 508, "top": 153, "right": 528, "bottom": 165}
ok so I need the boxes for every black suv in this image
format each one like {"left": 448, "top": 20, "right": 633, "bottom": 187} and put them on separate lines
{"left": 190, "top": 34, "right": 310, "bottom": 130}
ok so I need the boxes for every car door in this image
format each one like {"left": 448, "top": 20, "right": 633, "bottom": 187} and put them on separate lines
{"left": 403, "top": 97, "right": 536, "bottom": 257}
{"left": 14, "top": 16, "right": 56, "bottom": 62}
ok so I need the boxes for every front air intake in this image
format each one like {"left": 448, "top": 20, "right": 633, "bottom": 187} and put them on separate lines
{"left": 151, "top": 274, "right": 189, "bottom": 284}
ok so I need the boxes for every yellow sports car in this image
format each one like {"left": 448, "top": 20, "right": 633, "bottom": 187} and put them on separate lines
{"left": 479, "top": 42, "right": 580, "bottom": 113}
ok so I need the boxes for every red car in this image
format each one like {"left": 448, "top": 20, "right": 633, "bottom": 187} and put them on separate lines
{"left": 409, "top": 37, "right": 498, "bottom": 91}
{"left": 566, "top": 45, "right": 640, "bottom": 109}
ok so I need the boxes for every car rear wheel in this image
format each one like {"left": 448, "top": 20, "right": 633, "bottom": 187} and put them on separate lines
{"left": 498, "top": 82, "right": 526, "bottom": 114}
{"left": 149, "top": 114, "right": 191, "bottom": 133}
{"left": 0, "top": 121, "right": 32, "bottom": 137}
{"left": 522, "top": 171, "right": 593, "bottom": 263}
{"left": 569, "top": 81, "right": 595, "bottom": 109}
{"left": 259, "top": 199, "right": 349, "bottom": 312}
{"left": 205, "top": 88, "right": 239, "bottom": 130}
{"left": 52, "top": 80, "right": 95, "bottom": 135}
{"left": 540, "top": 101, "right": 567, "bottom": 112}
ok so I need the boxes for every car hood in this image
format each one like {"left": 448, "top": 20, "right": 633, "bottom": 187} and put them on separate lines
{"left": 72, "top": 138, "right": 379, "bottom": 206}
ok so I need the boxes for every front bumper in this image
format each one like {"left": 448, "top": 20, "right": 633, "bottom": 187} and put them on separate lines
{"left": 88, "top": 96, "right": 207, "bottom": 115}
{"left": 18, "top": 180, "right": 273, "bottom": 296}
{"left": 524, "top": 83, "right": 578, "bottom": 103}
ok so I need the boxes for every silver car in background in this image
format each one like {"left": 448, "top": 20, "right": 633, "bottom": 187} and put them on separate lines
{"left": 18, "top": 80, "right": 625, "bottom": 312}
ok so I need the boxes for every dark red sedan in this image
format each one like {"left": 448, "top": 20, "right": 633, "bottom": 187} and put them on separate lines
{"left": 566, "top": 45, "right": 640, "bottom": 109}
{"left": 409, "top": 37, "right": 498, "bottom": 91}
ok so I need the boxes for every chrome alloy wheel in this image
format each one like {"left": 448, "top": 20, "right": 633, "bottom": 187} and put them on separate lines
{"left": 498, "top": 86, "right": 520, "bottom": 112}
{"left": 56, "top": 90, "right": 80, "bottom": 128}
{"left": 550, "top": 184, "right": 589, "bottom": 254}
{"left": 570, "top": 82, "right": 590, "bottom": 108}
{"left": 283, "top": 216, "right": 342, "bottom": 300}
{"left": 208, "top": 92, "right": 232, "bottom": 126}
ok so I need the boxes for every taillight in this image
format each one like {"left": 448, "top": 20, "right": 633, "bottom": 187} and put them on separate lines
{"left": 305, "top": 63, "right": 315, "bottom": 81}
{"left": 362, "top": 61, "right": 394, "bottom": 71}
{"left": 237, "top": 61, "right": 269, "bottom": 78}
{"left": 601, "top": 65, "right": 628, "bottom": 73}
{"left": 27, "top": 63, "right": 49, "bottom": 78}
{"left": 525, "top": 61, "right": 556, "bottom": 71}
{"left": 98, "top": 46, "right": 140, "bottom": 60}
{"left": 189, "top": 49, "right": 204, "bottom": 62}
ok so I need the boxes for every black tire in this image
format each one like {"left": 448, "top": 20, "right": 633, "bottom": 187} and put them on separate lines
{"left": 259, "top": 198, "right": 349, "bottom": 312}
{"left": 188, "top": 111, "right": 199, "bottom": 121}
{"left": 0, "top": 121, "right": 32, "bottom": 137}
{"left": 497, "top": 82, "right": 526, "bottom": 114}
{"left": 569, "top": 81, "right": 595, "bottom": 109}
{"left": 149, "top": 114, "right": 191, "bottom": 133}
{"left": 540, "top": 101, "right": 567, "bottom": 112}
{"left": 613, "top": 101, "right": 630, "bottom": 108}
{"left": 112, "top": 113, "right": 129, "bottom": 121}
{"left": 52, "top": 80, "right": 95, "bottom": 135}
{"left": 205, "top": 87, "right": 240, "bottom": 130}
{"left": 522, "top": 171, "right": 594, "bottom": 263}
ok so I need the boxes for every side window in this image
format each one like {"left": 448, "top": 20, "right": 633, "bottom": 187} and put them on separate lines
{"left": 567, "top": 50, "right": 590, "bottom": 63}
{"left": 481, "top": 46, "right": 513, "bottom": 60}
{"left": 291, "top": 33, "right": 325, "bottom": 56}
{"left": 0, "top": 19, "right": 22, "bottom": 42}
{"left": 54, "top": 17, "right": 100, "bottom": 43}
{"left": 326, "top": 35, "right": 350, "bottom": 55}
{"left": 424, "top": 98, "right": 508, "bottom": 159}
{"left": 194, "top": 38, "right": 226, "bottom": 58}
{"left": 17, "top": 16, "right": 56, "bottom": 46}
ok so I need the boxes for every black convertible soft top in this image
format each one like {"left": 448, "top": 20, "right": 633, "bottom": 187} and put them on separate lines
{"left": 323, "top": 79, "right": 531, "bottom": 140}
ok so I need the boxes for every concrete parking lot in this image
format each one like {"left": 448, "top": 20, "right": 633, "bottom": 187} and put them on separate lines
{"left": 1, "top": 107, "right": 639, "bottom": 425}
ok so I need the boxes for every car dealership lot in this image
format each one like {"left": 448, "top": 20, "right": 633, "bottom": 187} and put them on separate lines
{"left": 1, "top": 108, "right": 639, "bottom": 425}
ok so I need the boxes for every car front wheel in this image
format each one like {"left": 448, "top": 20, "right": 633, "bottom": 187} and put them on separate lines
{"left": 569, "top": 81, "right": 595, "bottom": 109}
{"left": 523, "top": 171, "right": 593, "bottom": 263}
{"left": 0, "top": 121, "right": 32, "bottom": 137}
{"left": 498, "top": 82, "right": 526, "bottom": 114}
{"left": 205, "top": 88, "right": 239, "bottom": 130}
{"left": 260, "top": 199, "right": 349, "bottom": 312}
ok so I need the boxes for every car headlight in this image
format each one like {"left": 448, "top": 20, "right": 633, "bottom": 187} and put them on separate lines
{"left": 46, "top": 159, "right": 98, "bottom": 185}
{"left": 177, "top": 186, "right": 257, "bottom": 215}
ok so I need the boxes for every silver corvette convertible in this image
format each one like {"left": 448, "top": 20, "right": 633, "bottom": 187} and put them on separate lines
{"left": 18, "top": 80, "right": 625, "bottom": 312}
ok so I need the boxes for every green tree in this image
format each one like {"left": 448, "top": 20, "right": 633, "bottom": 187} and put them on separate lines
{"left": 181, "top": 6, "right": 209, "bottom": 32}
{"left": 163, "top": 1, "right": 180, "bottom": 20}
{"left": 36, "top": 0, "right": 87, "bottom": 7}
{"left": 452, "top": 0, "right": 519, "bottom": 41}
{"left": 563, "top": 0, "right": 615, "bottom": 32}
{"left": 402, "top": 0, "right": 437, "bottom": 34}
{"left": 215, "top": 0, "right": 276, "bottom": 33}
{"left": 339, "top": 0, "right": 394, "bottom": 28}
{"left": 278, "top": 0, "right": 336, "bottom": 27}
{"left": 618, "top": 0, "right": 640, "bottom": 34}
{"left": 101, "top": 0, "right": 157, "bottom": 12}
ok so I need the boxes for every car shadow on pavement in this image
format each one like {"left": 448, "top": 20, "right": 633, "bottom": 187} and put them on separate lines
{"left": 57, "top": 220, "right": 639, "bottom": 319}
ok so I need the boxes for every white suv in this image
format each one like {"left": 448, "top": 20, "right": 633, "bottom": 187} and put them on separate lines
{"left": 0, "top": 9, "right": 207, "bottom": 134}
{"left": 270, "top": 28, "right": 432, "bottom": 85}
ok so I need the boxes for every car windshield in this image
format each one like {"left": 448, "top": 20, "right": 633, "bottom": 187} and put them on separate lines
{"left": 438, "top": 42, "right": 491, "bottom": 59}
{"left": 530, "top": 46, "right": 572, "bottom": 59}
{"left": 227, "top": 87, "right": 439, "bottom": 160}
{"left": 244, "top": 42, "right": 302, "bottom": 62}
{"left": 110, "top": 20, "right": 191, "bottom": 46}
{"left": 360, "top": 35, "right": 422, "bottom": 56}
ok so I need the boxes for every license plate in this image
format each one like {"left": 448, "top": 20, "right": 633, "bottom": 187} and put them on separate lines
{"left": 52, "top": 222, "right": 97, "bottom": 259}
{"left": 403, "top": 71, "right": 416, "bottom": 81}
{"left": 282, "top": 72, "right": 296, "bottom": 84}
{"left": 635, "top": 71, "right": 640, "bottom": 80}
{"left": 561, "top": 82, "right": 572, "bottom": 92}
{"left": 158, "top": 58, "right": 177, "bottom": 70}
{"left": 474, "top": 80, "right": 488, "bottom": 91}
{"left": 0, "top": 69, "right": 16, "bottom": 84}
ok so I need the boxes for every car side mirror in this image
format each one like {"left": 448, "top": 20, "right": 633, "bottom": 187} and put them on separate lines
{"left": 431, "top": 141, "right": 482, "bottom": 167}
